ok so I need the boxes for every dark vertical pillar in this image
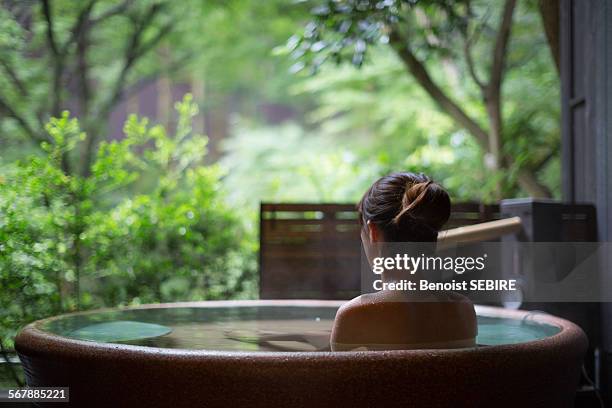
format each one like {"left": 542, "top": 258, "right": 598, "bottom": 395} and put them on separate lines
{"left": 561, "top": 0, "right": 612, "bottom": 403}
{"left": 561, "top": 0, "right": 594, "bottom": 204}
{"left": 562, "top": 0, "right": 612, "bottom": 236}
{"left": 598, "top": 1, "right": 612, "bottom": 403}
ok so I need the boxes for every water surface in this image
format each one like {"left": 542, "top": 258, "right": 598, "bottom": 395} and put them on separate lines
{"left": 40, "top": 306, "right": 560, "bottom": 351}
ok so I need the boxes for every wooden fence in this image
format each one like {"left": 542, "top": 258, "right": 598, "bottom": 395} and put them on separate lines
{"left": 259, "top": 202, "right": 500, "bottom": 299}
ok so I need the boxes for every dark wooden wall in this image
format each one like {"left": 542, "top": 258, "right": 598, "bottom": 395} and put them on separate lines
{"left": 561, "top": 0, "right": 612, "bottom": 403}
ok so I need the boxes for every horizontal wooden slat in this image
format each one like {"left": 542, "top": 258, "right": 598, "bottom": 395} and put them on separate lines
{"left": 261, "top": 203, "right": 356, "bottom": 212}
{"left": 261, "top": 271, "right": 360, "bottom": 289}
{"left": 262, "top": 244, "right": 360, "bottom": 258}
{"left": 263, "top": 247, "right": 360, "bottom": 256}
{"left": 263, "top": 258, "right": 359, "bottom": 269}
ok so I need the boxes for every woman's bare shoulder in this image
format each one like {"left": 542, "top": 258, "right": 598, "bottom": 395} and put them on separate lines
{"left": 332, "top": 291, "right": 477, "bottom": 348}
{"left": 332, "top": 292, "right": 411, "bottom": 337}
{"left": 335, "top": 293, "right": 383, "bottom": 316}
{"left": 333, "top": 294, "right": 380, "bottom": 329}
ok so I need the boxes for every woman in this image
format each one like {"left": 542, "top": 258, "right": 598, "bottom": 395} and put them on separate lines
{"left": 330, "top": 172, "right": 477, "bottom": 351}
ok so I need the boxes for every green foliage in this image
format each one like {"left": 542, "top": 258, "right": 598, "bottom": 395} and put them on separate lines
{"left": 173, "top": 0, "right": 311, "bottom": 105}
{"left": 221, "top": 0, "right": 561, "bottom": 204}
{"left": 220, "top": 54, "right": 491, "bottom": 204}
{"left": 221, "top": 122, "right": 383, "bottom": 206}
{"left": 284, "top": 0, "right": 468, "bottom": 72}
{"left": 0, "top": 2, "right": 137, "bottom": 157}
{"left": 0, "top": 0, "right": 313, "bottom": 160}
{"left": 0, "top": 96, "right": 255, "bottom": 348}
{"left": 286, "top": 0, "right": 560, "bottom": 198}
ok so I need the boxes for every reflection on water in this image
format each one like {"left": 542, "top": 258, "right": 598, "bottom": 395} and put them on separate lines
{"left": 476, "top": 316, "right": 560, "bottom": 345}
{"left": 70, "top": 321, "right": 173, "bottom": 342}
{"left": 40, "top": 306, "right": 561, "bottom": 351}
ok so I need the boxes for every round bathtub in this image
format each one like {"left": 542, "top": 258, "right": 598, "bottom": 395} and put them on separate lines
{"left": 15, "top": 300, "right": 587, "bottom": 408}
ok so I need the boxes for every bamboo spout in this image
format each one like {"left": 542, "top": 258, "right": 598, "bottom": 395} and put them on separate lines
{"left": 437, "top": 216, "right": 522, "bottom": 248}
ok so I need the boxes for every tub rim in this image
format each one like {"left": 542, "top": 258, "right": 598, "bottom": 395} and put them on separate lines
{"left": 15, "top": 300, "right": 588, "bottom": 361}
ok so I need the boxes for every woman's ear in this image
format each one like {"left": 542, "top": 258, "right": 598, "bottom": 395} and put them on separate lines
{"left": 367, "top": 221, "right": 381, "bottom": 243}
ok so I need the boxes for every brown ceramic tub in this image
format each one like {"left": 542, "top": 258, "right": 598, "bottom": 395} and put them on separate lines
{"left": 15, "top": 300, "right": 587, "bottom": 408}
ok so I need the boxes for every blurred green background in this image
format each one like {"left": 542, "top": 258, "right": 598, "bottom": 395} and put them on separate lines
{"left": 0, "top": 0, "right": 559, "bottom": 364}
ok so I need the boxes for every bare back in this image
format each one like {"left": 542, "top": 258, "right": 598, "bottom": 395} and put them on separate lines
{"left": 330, "top": 291, "right": 477, "bottom": 351}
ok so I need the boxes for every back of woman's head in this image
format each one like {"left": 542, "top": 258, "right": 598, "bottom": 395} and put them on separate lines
{"left": 357, "top": 172, "right": 450, "bottom": 242}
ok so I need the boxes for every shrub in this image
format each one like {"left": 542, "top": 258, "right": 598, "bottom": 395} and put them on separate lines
{"left": 0, "top": 95, "right": 256, "bottom": 348}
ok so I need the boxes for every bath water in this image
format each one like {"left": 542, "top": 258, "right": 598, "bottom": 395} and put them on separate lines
{"left": 40, "top": 306, "right": 560, "bottom": 351}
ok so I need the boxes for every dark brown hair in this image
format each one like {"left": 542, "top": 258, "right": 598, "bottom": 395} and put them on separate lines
{"left": 357, "top": 172, "right": 450, "bottom": 242}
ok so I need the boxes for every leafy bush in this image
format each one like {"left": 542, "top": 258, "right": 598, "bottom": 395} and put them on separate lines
{"left": 0, "top": 95, "right": 255, "bottom": 348}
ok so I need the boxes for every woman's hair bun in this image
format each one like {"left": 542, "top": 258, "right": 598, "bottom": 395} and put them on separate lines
{"left": 357, "top": 172, "right": 451, "bottom": 242}
{"left": 392, "top": 178, "right": 451, "bottom": 234}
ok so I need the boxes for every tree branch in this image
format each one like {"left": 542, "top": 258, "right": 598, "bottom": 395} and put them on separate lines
{"left": 532, "top": 142, "right": 560, "bottom": 172}
{"left": 60, "top": 0, "right": 97, "bottom": 55}
{"left": 463, "top": 33, "right": 485, "bottom": 91}
{"left": 0, "top": 57, "right": 47, "bottom": 128}
{"left": 0, "top": 95, "right": 46, "bottom": 144}
{"left": 537, "top": 0, "right": 560, "bottom": 74}
{"left": 461, "top": 2, "right": 488, "bottom": 91}
{"left": 0, "top": 58, "right": 28, "bottom": 96}
{"left": 389, "top": 29, "right": 489, "bottom": 149}
{"left": 76, "top": 21, "right": 92, "bottom": 118}
{"left": 90, "top": 0, "right": 135, "bottom": 25}
{"left": 482, "top": 0, "right": 517, "bottom": 194}
{"left": 516, "top": 169, "right": 551, "bottom": 198}
{"left": 75, "top": 10, "right": 94, "bottom": 176}
{"left": 83, "top": 4, "right": 174, "bottom": 176}
{"left": 99, "top": 4, "right": 171, "bottom": 118}
{"left": 40, "top": 0, "right": 59, "bottom": 57}
{"left": 488, "top": 0, "right": 516, "bottom": 98}
{"left": 389, "top": 27, "right": 551, "bottom": 198}
{"left": 41, "top": 0, "right": 65, "bottom": 117}
{"left": 134, "top": 22, "right": 174, "bottom": 61}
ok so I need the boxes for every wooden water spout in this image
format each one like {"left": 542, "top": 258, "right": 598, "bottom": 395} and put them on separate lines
{"left": 437, "top": 216, "right": 522, "bottom": 249}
